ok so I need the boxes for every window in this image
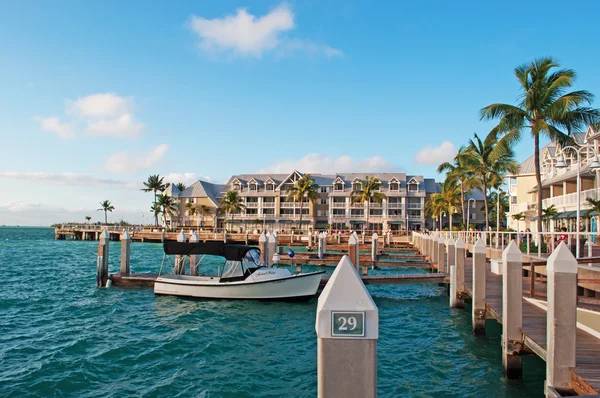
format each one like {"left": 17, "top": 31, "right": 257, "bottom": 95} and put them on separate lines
{"left": 390, "top": 183, "right": 399, "bottom": 191}
{"left": 353, "top": 183, "right": 362, "bottom": 191}
{"left": 408, "top": 183, "right": 418, "bottom": 191}
{"left": 471, "top": 213, "right": 476, "bottom": 219}
{"left": 249, "top": 184, "right": 258, "bottom": 191}
{"left": 246, "top": 208, "right": 258, "bottom": 215}
{"left": 320, "top": 187, "right": 328, "bottom": 193}
{"left": 333, "top": 209, "right": 345, "bottom": 215}
{"left": 266, "top": 184, "right": 274, "bottom": 191}
{"left": 335, "top": 183, "right": 344, "bottom": 191}
{"left": 262, "top": 209, "right": 275, "bottom": 215}
{"left": 233, "top": 184, "right": 241, "bottom": 191}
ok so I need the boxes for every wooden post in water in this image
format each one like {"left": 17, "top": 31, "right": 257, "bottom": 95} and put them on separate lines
{"left": 96, "top": 229, "right": 110, "bottom": 288}
{"left": 175, "top": 230, "right": 186, "bottom": 274}
{"left": 291, "top": 230, "right": 294, "bottom": 244}
{"left": 545, "top": 242, "right": 578, "bottom": 395}
{"left": 447, "top": 238, "right": 457, "bottom": 307}
{"left": 371, "top": 233, "right": 378, "bottom": 262}
{"left": 189, "top": 230, "right": 200, "bottom": 276}
{"left": 432, "top": 235, "right": 438, "bottom": 267}
{"left": 323, "top": 232, "right": 327, "bottom": 254}
{"left": 361, "top": 231, "right": 366, "bottom": 245}
{"left": 502, "top": 241, "right": 523, "bottom": 379}
{"left": 437, "top": 237, "right": 446, "bottom": 273}
{"left": 120, "top": 230, "right": 131, "bottom": 275}
{"left": 268, "top": 233, "right": 277, "bottom": 266}
{"left": 223, "top": 231, "right": 227, "bottom": 243}
{"left": 337, "top": 231, "right": 341, "bottom": 244}
{"left": 318, "top": 232, "right": 325, "bottom": 260}
{"left": 472, "top": 238, "right": 487, "bottom": 335}
{"left": 348, "top": 233, "right": 359, "bottom": 271}
{"left": 245, "top": 231, "right": 249, "bottom": 245}
{"left": 454, "top": 237, "right": 465, "bottom": 308}
{"left": 259, "top": 232, "right": 268, "bottom": 265}
{"left": 316, "top": 255, "right": 378, "bottom": 398}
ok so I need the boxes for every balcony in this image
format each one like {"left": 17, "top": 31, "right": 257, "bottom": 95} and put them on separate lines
{"left": 387, "top": 203, "right": 402, "bottom": 209}
{"left": 280, "top": 202, "right": 302, "bottom": 208}
{"left": 406, "top": 203, "right": 422, "bottom": 209}
{"left": 407, "top": 215, "right": 423, "bottom": 220}
{"left": 369, "top": 203, "right": 382, "bottom": 208}
{"left": 332, "top": 202, "right": 346, "bottom": 208}
{"left": 245, "top": 202, "right": 259, "bottom": 208}
{"left": 262, "top": 202, "right": 276, "bottom": 208}
{"left": 542, "top": 188, "right": 599, "bottom": 209}
{"left": 350, "top": 203, "right": 364, "bottom": 209}
{"left": 331, "top": 214, "right": 347, "bottom": 218}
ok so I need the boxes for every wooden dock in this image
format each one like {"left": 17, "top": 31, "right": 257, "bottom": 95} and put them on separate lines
{"left": 108, "top": 272, "right": 448, "bottom": 289}
{"left": 462, "top": 257, "right": 600, "bottom": 395}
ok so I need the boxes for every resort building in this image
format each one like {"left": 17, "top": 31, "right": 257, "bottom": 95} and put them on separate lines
{"left": 506, "top": 123, "right": 600, "bottom": 234}
{"left": 164, "top": 171, "right": 442, "bottom": 232}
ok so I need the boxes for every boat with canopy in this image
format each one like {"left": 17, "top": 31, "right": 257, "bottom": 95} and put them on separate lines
{"left": 154, "top": 241, "right": 325, "bottom": 301}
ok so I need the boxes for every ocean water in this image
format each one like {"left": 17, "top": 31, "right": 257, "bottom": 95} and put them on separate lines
{"left": 0, "top": 227, "right": 546, "bottom": 397}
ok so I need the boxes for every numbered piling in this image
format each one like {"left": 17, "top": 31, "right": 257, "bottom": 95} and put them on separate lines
{"left": 189, "top": 230, "right": 200, "bottom": 276}
{"left": 502, "top": 241, "right": 523, "bottom": 379}
{"left": 318, "top": 232, "right": 325, "bottom": 260}
{"left": 323, "top": 232, "right": 327, "bottom": 254}
{"left": 120, "top": 230, "right": 131, "bottom": 275}
{"left": 337, "top": 231, "right": 341, "bottom": 244}
{"left": 546, "top": 242, "right": 578, "bottom": 394}
{"left": 348, "top": 233, "right": 359, "bottom": 271}
{"left": 259, "top": 232, "right": 268, "bottom": 265}
{"left": 437, "top": 237, "right": 446, "bottom": 273}
{"left": 96, "top": 229, "right": 110, "bottom": 288}
{"left": 472, "top": 238, "right": 487, "bottom": 335}
{"left": 175, "top": 230, "right": 187, "bottom": 274}
{"left": 268, "top": 233, "right": 277, "bottom": 266}
{"left": 316, "top": 255, "right": 378, "bottom": 398}
{"left": 371, "top": 233, "right": 378, "bottom": 262}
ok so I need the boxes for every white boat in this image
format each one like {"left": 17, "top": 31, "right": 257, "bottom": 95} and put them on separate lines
{"left": 154, "top": 241, "right": 324, "bottom": 301}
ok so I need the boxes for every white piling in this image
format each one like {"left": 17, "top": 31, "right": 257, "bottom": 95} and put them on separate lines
{"left": 259, "top": 232, "right": 268, "bottom": 265}
{"left": 189, "top": 231, "right": 200, "bottom": 276}
{"left": 96, "top": 229, "right": 110, "bottom": 288}
{"left": 371, "top": 233, "right": 378, "bottom": 262}
{"left": 268, "top": 233, "right": 277, "bottom": 266}
{"left": 454, "top": 237, "right": 466, "bottom": 308}
{"left": 472, "top": 238, "right": 487, "bottom": 335}
{"left": 120, "top": 230, "right": 131, "bottom": 275}
{"left": 502, "top": 241, "right": 523, "bottom": 379}
{"left": 348, "top": 233, "right": 359, "bottom": 271}
{"left": 175, "top": 230, "right": 187, "bottom": 274}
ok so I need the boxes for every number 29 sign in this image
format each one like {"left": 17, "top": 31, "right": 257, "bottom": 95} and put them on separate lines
{"left": 331, "top": 312, "right": 365, "bottom": 337}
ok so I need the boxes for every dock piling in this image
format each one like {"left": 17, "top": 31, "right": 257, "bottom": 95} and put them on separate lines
{"left": 454, "top": 237, "right": 465, "bottom": 308}
{"left": 318, "top": 232, "right": 325, "bottom": 260}
{"left": 189, "top": 231, "right": 200, "bottom": 276}
{"left": 120, "top": 230, "right": 131, "bottom": 275}
{"left": 437, "top": 237, "right": 445, "bottom": 273}
{"left": 472, "top": 238, "right": 487, "bottom": 335}
{"left": 259, "top": 232, "right": 268, "bottom": 265}
{"left": 96, "top": 229, "right": 110, "bottom": 288}
{"left": 316, "top": 255, "right": 378, "bottom": 398}
{"left": 545, "top": 242, "right": 578, "bottom": 394}
{"left": 371, "top": 233, "right": 378, "bottom": 262}
{"left": 348, "top": 233, "right": 359, "bottom": 271}
{"left": 502, "top": 241, "right": 523, "bottom": 379}
{"left": 268, "top": 233, "right": 277, "bottom": 266}
{"left": 175, "top": 230, "right": 187, "bottom": 274}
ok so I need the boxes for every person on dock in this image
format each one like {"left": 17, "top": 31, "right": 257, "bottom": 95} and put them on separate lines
{"left": 555, "top": 227, "right": 568, "bottom": 248}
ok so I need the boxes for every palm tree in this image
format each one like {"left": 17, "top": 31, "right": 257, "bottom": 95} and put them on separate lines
{"left": 141, "top": 174, "right": 167, "bottom": 226}
{"left": 463, "top": 132, "right": 519, "bottom": 231}
{"left": 85, "top": 215, "right": 92, "bottom": 224}
{"left": 156, "top": 194, "right": 178, "bottom": 228}
{"left": 487, "top": 189, "right": 509, "bottom": 228}
{"left": 175, "top": 182, "right": 187, "bottom": 192}
{"left": 150, "top": 203, "right": 161, "bottom": 227}
{"left": 438, "top": 178, "right": 462, "bottom": 230}
{"left": 585, "top": 198, "right": 600, "bottom": 218}
{"left": 437, "top": 147, "right": 474, "bottom": 227}
{"left": 425, "top": 192, "right": 445, "bottom": 230}
{"left": 97, "top": 200, "right": 115, "bottom": 225}
{"left": 480, "top": 57, "right": 600, "bottom": 236}
{"left": 199, "top": 205, "right": 213, "bottom": 228}
{"left": 286, "top": 174, "right": 320, "bottom": 231}
{"left": 185, "top": 201, "right": 197, "bottom": 226}
{"left": 350, "top": 176, "right": 386, "bottom": 232}
{"left": 512, "top": 212, "right": 525, "bottom": 231}
{"left": 219, "top": 191, "right": 246, "bottom": 229}
{"left": 542, "top": 205, "right": 559, "bottom": 232}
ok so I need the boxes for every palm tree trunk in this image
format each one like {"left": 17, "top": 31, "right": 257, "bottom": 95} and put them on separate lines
{"left": 534, "top": 132, "right": 543, "bottom": 243}
{"left": 299, "top": 201, "right": 303, "bottom": 232}
{"left": 483, "top": 177, "right": 489, "bottom": 232}
{"left": 460, "top": 181, "right": 466, "bottom": 228}
{"left": 104, "top": 210, "right": 107, "bottom": 225}
{"left": 154, "top": 191, "right": 158, "bottom": 227}
{"left": 366, "top": 201, "right": 370, "bottom": 233}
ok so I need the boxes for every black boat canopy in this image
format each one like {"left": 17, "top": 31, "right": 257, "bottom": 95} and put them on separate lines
{"left": 163, "top": 241, "right": 258, "bottom": 261}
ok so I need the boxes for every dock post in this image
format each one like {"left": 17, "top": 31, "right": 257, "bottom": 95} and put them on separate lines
{"left": 472, "top": 238, "right": 487, "bottom": 335}
{"left": 175, "top": 230, "right": 187, "bottom": 274}
{"left": 120, "top": 230, "right": 131, "bottom": 275}
{"left": 454, "top": 237, "right": 465, "bottom": 308}
{"left": 161, "top": 231, "right": 165, "bottom": 243}
{"left": 267, "top": 233, "right": 277, "bottom": 266}
{"left": 545, "top": 242, "right": 578, "bottom": 395}
{"left": 189, "top": 231, "right": 200, "bottom": 276}
{"left": 437, "top": 237, "right": 446, "bottom": 273}
{"left": 447, "top": 238, "right": 457, "bottom": 307}
{"left": 259, "top": 233, "right": 268, "bottom": 265}
{"left": 223, "top": 231, "right": 227, "bottom": 243}
{"left": 245, "top": 232, "right": 249, "bottom": 245}
{"left": 432, "top": 236, "right": 438, "bottom": 267}
{"left": 348, "top": 233, "right": 359, "bottom": 271}
{"left": 586, "top": 239, "right": 593, "bottom": 258}
{"left": 318, "top": 232, "right": 324, "bottom": 260}
{"left": 291, "top": 230, "right": 294, "bottom": 244}
{"left": 502, "top": 241, "right": 523, "bottom": 379}
{"left": 96, "top": 229, "right": 110, "bottom": 288}
{"left": 361, "top": 231, "right": 366, "bottom": 244}
{"left": 316, "top": 255, "right": 378, "bottom": 398}
{"left": 371, "top": 233, "right": 378, "bottom": 262}
{"left": 323, "top": 232, "right": 327, "bottom": 254}
{"left": 337, "top": 231, "right": 341, "bottom": 244}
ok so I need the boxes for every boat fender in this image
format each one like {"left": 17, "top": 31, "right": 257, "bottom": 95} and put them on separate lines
{"left": 106, "top": 279, "right": 112, "bottom": 288}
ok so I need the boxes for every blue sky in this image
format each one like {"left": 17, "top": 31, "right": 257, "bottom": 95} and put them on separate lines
{"left": 1, "top": 0, "right": 600, "bottom": 225}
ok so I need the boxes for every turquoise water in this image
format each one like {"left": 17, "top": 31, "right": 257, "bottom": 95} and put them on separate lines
{"left": 0, "top": 227, "right": 546, "bottom": 397}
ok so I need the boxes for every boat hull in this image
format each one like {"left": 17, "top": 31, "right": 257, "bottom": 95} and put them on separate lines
{"left": 154, "top": 272, "right": 325, "bottom": 301}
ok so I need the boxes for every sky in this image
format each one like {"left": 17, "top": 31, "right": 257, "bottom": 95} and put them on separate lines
{"left": 1, "top": 0, "right": 600, "bottom": 226}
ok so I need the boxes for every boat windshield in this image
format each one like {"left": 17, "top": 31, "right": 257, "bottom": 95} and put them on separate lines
{"left": 242, "top": 248, "right": 263, "bottom": 269}
{"left": 221, "top": 260, "right": 245, "bottom": 279}
{"left": 219, "top": 248, "right": 263, "bottom": 281}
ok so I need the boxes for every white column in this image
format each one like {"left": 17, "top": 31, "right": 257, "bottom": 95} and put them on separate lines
{"left": 502, "top": 241, "right": 523, "bottom": 379}
{"left": 472, "top": 238, "right": 487, "bottom": 335}
{"left": 120, "top": 230, "right": 131, "bottom": 275}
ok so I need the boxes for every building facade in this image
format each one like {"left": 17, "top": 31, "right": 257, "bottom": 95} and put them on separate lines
{"left": 506, "top": 124, "right": 600, "bottom": 234}
{"left": 165, "top": 171, "right": 441, "bottom": 232}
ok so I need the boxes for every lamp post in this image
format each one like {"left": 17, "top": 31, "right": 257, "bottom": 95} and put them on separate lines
{"left": 555, "top": 146, "right": 600, "bottom": 258}
{"left": 449, "top": 206, "right": 458, "bottom": 234}
{"left": 440, "top": 211, "right": 446, "bottom": 231}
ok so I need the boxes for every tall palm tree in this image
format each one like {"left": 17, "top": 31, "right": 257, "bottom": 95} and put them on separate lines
{"left": 219, "top": 191, "right": 246, "bottom": 228}
{"left": 199, "top": 205, "right": 213, "bottom": 227}
{"left": 542, "top": 205, "right": 559, "bottom": 232}
{"left": 156, "top": 194, "right": 178, "bottom": 228}
{"left": 286, "top": 174, "right": 320, "bottom": 231}
{"left": 463, "top": 132, "right": 519, "bottom": 231}
{"left": 141, "top": 174, "right": 167, "bottom": 226}
{"left": 480, "top": 57, "right": 599, "bottom": 236}
{"left": 97, "top": 200, "right": 115, "bottom": 225}
{"left": 425, "top": 192, "right": 445, "bottom": 230}
{"left": 175, "top": 182, "right": 187, "bottom": 192}
{"left": 511, "top": 212, "right": 525, "bottom": 231}
{"left": 438, "top": 178, "right": 462, "bottom": 229}
{"left": 487, "top": 189, "right": 509, "bottom": 227}
{"left": 437, "top": 147, "right": 474, "bottom": 227}
{"left": 350, "top": 176, "right": 386, "bottom": 231}
{"left": 185, "top": 201, "right": 197, "bottom": 226}
{"left": 585, "top": 198, "right": 600, "bottom": 218}
{"left": 150, "top": 203, "right": 161, "bottom": 227}
{"left": 85, "top": 215, "right": 92, "bottom": 224}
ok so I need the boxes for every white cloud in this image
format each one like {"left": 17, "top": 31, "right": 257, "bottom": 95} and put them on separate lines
{"left": 69, "top": 93, "right": 133, "bottom": 118}
{"left": 36, "top": 92, "right": 143, "bottom": 139}
{"left": 413, "top": 141, "right": 457, "bottom": 165}
{"left": 163, "top": 172, "right": 213, "bottom": 186}
{"left": 35, "top": 116, "right": 75, "bottom": 139}
{"left": 0, "top": 172, "right": 139, "bottom": 189}
{"left": 189, "top": 4, "right": 342, "bottom": 58}
{"left": 86, "top": 113, "right": 143, "bottom": 138}
{"left": 0, "top": 201, "right": 45, "bottom": 212}
{"left": 259, "top": 154, "right": 397, "bottom": 174}
{"left": 104, "top": 144, "right": 169, "bottom": 174}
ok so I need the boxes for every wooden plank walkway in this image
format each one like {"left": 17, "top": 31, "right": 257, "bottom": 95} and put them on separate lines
{"left": 462, "top": 257, "right": 600, "bottom": 395}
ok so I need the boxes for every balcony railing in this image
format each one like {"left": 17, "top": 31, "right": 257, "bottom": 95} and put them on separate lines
{"left": 331, "top": 203, "right": 346, "bottom": 208}
{"left": 387, "top": 203, "right": 402, "bottom": 208}
{"left": 406, "top": 203, "right": 422, "bottom": 209}
{"left": 262, "top": 202, "right": 276, "bottom": 208}
{"left": 331, "top": 214, "right": 347, "bottom": 218}
{"left": 542, "top": 188, "right": 599, "bottom": 209}
{"left": 245, "top": 202, "right": 259, "bottom": 208}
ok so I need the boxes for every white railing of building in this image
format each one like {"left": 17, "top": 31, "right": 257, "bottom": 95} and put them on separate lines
{"left": 542, "top": 188, "right": 599, "bottom": 209}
